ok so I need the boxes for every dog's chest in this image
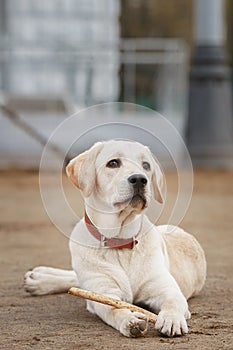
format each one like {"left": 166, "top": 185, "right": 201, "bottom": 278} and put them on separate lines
{"left": 101, "top": 241, "right": 159, "bottom": 283}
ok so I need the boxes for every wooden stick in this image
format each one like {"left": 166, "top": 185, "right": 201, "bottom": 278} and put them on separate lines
{"left": 68, "top": 287, "right": 157, "bottom": 324}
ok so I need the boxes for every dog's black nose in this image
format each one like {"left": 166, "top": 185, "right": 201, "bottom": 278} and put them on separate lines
{"left": 128, "top": 174, "right": 148, "bottom": 187}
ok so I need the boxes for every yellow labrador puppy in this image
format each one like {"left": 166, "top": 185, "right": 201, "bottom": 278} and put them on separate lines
{"left": 24, "top": 140, "right": 206, "bottom": 338}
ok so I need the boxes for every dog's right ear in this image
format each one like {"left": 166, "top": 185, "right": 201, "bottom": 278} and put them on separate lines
{"left": 66, "top": 142, "right": 103, "bottom": 197}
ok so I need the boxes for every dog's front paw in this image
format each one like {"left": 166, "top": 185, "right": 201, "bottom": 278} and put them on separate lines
{"left": 155, "top": 310, "right": 188, "bottom": 337}
{"left": 24, "top": 270, "right": 52, "bottom": 295}
{"left": 120, "top": 312, "right": 148, "bottom": 338}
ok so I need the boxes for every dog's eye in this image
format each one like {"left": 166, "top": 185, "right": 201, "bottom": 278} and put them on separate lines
{"left": 106, "top": 159, "right": 121, "bottom": 168}
{"left": 142, "top": 161, "right": 151, "bottom": 171}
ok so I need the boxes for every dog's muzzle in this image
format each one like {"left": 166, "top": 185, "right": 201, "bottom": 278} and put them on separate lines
{"left": 128, "top": 174, "right": 147, "bottom": 208}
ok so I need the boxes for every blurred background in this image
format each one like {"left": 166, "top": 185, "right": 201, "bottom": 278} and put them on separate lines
{"left": 1, "top": 4, "right": 233, "bottom": 347}
{"left": 0, "top": 0, "right": 232, "bottom": 168}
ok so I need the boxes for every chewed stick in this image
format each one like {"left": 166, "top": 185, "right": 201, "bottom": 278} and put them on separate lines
{"left": 68, "top": 287, "right": 157, "bottom": 324}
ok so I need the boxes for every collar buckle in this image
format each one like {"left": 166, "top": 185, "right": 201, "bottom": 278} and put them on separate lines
{"left": 100, "top": 235, "right": 107, "bottom": 248}
{"left": 133, "top": 236, "right": 138, "bottom": 248}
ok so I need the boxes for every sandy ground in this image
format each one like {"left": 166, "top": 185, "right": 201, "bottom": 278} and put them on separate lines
{"left": 0, "top": 170, "right": 233, "bottom": 350}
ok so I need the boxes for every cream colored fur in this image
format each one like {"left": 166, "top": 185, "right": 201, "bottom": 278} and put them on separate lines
{"left": 24, "top": 140, "right": 206, "bottom": 338}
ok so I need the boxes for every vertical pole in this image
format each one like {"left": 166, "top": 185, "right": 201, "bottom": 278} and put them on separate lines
{"left": 0, "top": 0, "right": 9, "bottom": 91}
{"left": 186, "top": 0, "right": 233, "bottom": 168}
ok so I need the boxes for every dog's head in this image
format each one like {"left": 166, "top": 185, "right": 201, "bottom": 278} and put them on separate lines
{"left": 66, "top": 140, "right": 163, "bottom": 213}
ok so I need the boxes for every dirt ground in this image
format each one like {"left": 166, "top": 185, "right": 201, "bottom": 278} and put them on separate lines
{"left": 0, "top": 170, "right": 233, "bottom": 350}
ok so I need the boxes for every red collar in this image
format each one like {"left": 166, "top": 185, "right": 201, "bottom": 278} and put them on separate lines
{"left": 84, "top": 212, "right": 139, "bottom": 249}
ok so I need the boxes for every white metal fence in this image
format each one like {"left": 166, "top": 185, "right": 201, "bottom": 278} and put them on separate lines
{"left": 0, "top": 0, "right": 120, "bottom": 104}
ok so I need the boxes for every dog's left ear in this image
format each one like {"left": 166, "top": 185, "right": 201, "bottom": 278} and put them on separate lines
{"left": 151, "top": 157, "right": 164, "bottom": 204}
{"left": 66, "top": 142, "right": 103, "bottom": 197}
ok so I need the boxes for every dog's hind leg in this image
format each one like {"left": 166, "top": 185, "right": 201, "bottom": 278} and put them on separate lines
{"left": 24, "top": 267, "right": 79, "bottom": 296}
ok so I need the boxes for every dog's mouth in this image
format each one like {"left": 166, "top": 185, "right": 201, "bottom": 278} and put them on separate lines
{"left": 129, "top": 194, "right": 147, "bottom": 209}
{"left": 114, "top": 193, "right": 147, "bottom": 210}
